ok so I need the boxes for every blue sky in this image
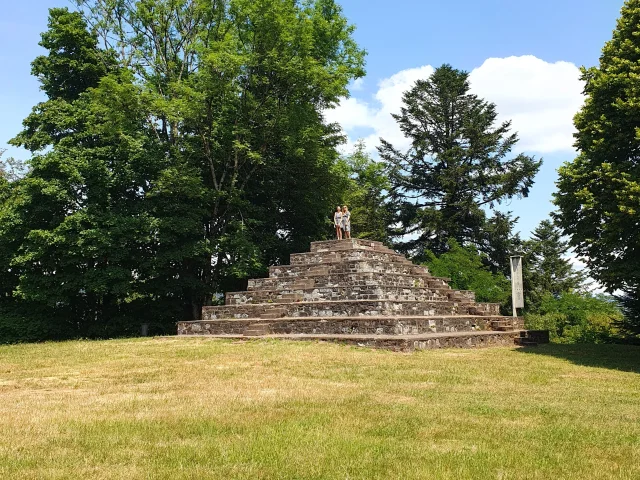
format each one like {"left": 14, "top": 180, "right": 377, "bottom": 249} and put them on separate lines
{"left": 0, "top": 0, "right": 626, "bottom": 239}
{"left": 340, "top": 0, "right": 621, "bottom": 82}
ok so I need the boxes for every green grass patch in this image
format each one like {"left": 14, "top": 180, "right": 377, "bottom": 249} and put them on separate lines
{"left": 0, "top": 338, "right": 638, "bottom": 479}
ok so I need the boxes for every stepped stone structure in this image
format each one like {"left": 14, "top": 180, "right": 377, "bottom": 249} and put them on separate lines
{"left": 177, "top": 239, "right": 548, "bottom": 351}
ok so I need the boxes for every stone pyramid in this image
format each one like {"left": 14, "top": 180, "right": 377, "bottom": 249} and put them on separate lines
{"left": 177, "top": 239, "right": 547, "bottom": 351}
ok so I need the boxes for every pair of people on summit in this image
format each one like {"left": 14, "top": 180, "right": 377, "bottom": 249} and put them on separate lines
{"left": 334, "top": 206, "right": 351, "bottom": 240}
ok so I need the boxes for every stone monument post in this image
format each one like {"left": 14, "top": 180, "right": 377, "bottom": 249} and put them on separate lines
{"left": 510, "top": 255, "right": 524, "bottom": 317}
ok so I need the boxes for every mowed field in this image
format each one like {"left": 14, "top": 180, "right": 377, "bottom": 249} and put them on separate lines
{"left": 0, "top": 338, "right": 638, "bottom": 480}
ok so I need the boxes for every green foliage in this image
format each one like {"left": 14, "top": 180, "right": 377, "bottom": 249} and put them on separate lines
{"left": 380, "top": 64, "right": 541, "bottom": 257}
{"left": 339, "top": 140, "right": 392, "bottom": 243}
{"left": 9, "top": 8, "right": 117, "bottom": 152}
{"left": 522, "top": 220, "right": 586, "bottom": 312}
{"left": 0, "top": 300, "right": 72, "bottom": 344}
{"left": 554, "top": 0, "right": 640, "bottom": 332}
{"left": 525, "top": 293, "right": 623, "bottom": 343}
{"left": 520, "top": 221, "right": 614, "bottom": 344}
{"left": 75, "top": 0, "right": 365, "bottom": 311}
{"left": 425, "top": 239, "right": 510, "bottom": 304}
{"left": 0, "top": 2, "right": 365, "bottom": 341}
{"left": 32, "top": 8, "right": 113, "bottom": 102}
{"left": 0, "top": 150, "right": 28, "bottom": 182}
{"left": 481, "top": 211, "right": 522, "bottom": 276}
{"left": 616, "top": 292, "right": 640, "bottom": 337}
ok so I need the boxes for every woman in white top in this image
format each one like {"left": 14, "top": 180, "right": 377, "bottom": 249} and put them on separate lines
{"left": 341, "top": 205, "right": 351, "bottom": 239}
{"left": 334, "top": 206, "right": 343, "bottom": 240}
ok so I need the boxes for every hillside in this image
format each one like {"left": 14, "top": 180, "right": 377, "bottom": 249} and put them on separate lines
{"left": 0, "top": 338, "right": 638, "bottom": 479}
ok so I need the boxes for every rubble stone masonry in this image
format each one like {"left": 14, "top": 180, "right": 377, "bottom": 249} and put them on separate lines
{"left": 177, "top": 238, "right": 543, "bottom": 350}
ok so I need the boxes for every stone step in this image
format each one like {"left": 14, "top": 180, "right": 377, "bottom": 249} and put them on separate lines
{"left": 203, "top": 299, "right": 501, "bottom": 320}
{"left": 518, "top": 330, "right": 550, "bottom": 345}
{"left": 259, "top": 307, "right": 287, "bottom": 319}
{"left": 290, "top": 249, "right": 415, "bottom": 268}
{"left": 249, "top": 272, "right": 427, "bottom": 291}
{"left": 269, "top": 260, "right": 429, "bottom": 278}
{"left": 247, "top": 273, "right": 458, "bottom": 294}
{"left": 310, "top": 239, "right": 388, "bottom": 253}
{"left": 447, "top": 292, "right": 473, "bottom": 302}
{"left": 468, "top": 304, "right": 502, "bottom": 315}
{"left": 178, "top": 315, "right": 524, "bottom": 336}
{"left": 177, "top": 330, "right": 528, "bottom": 351}
{"left": 242, "top": 323, "right": 271, "bottom": 336}
{"left": 248, "top": 277, "right": 320, "bottom": 291}
{"left": 491, "top": 319, "right": 516, "bottom": 331}
{"left": 273, "top": 292, "right": 304, "bottom": 303}
{"left": 226, "top": 285, "right": 453, "bottom": 305}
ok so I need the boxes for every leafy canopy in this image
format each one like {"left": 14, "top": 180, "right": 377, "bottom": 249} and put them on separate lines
{"left": 0, "top": 2, "right": 366, "bottom": 341}
{"left": 525, "top": 293, "right": 623, "bottom": 344}
{"left": 425, "top": 239, "right": 510, "bottom": 305}
{"left": 338, "top": 140, "right": 392, "bottom": 243}
{"left": 554, "top": 0, "right": 640, "bottom": 331}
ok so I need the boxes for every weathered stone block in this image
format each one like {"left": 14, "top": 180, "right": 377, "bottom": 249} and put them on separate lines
{"left": 178, "top": 239, "right": 545, "bottom": 350}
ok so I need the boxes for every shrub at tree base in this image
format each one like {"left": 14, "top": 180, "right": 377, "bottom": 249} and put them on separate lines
{"left": 424, "top": 239, "right": 510, "bottom": 305}
{"left": 524, "top": 293, "right": 623, "bottom": 344}
{"left": 423, "top": 240, "right": 624, "bottom": 344}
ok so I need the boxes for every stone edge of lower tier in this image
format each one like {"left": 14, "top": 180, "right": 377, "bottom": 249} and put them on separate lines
{"left": 175, "top": 330, "right": 543, "bottom": 351}
{"left": 202, "top": 299, "right": 502, "bottom": 309}
{"left": 178, "top": 314, "right": 518, "bottom": 323}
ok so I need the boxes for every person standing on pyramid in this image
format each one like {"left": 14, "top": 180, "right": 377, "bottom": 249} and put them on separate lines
{"left": 342, "top": 205, "right": 351, "bottom": 239}
{"left": 334, "top": 206, "right": 343, "bottom": 240}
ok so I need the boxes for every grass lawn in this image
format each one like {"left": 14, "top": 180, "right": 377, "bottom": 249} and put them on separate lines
{"left": 0, "top": 338, "right": 638, "bottom": 479}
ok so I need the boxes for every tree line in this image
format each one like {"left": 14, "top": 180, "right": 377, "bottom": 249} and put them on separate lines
{"left": 1, "top": 0, "right": 638, "bottom": 343}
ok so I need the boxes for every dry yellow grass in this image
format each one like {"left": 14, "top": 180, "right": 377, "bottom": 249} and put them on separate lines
{"left": 0, "top": 337, "right": 638, "bottom": 479}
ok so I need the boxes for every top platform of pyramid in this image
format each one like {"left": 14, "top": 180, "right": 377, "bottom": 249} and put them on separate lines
{"left": 310, "top": 238, "right": 395, "bottom": 253}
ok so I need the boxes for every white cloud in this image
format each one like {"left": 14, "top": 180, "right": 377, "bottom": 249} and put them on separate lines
{"left": 325, "top": 55, "right": 584, "bottom": 155}
{"left": 325, "top": 97, "right": 372, "bottom": 130}
{"left": 470, "top": 56, "right": 584, "bottom": 152}
{"left": 566, "top": 253, "right": 612, "bottom": 294}
{"left": 324, "top": 65, "right": 435, "bottom": 154}
{"left": 350, "top": 78, "right": 364, "bottom": 91}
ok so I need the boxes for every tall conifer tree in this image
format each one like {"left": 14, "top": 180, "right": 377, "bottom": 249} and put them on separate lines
{"left": 380, "top": 65, "right": 541, "bottom": 258}
{"left": 523, "top": 220, "right": 586, "bottom": 311}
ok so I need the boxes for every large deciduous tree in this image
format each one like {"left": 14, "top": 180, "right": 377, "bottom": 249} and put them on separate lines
{"left": 73, "top": 0, "right": 364, "bottom": 318}
{"left": 554, "top": 0, "right": 640, "bottom": 333}
{"left": 4, "top": 8, "right": 151, "bottom": 339}
{"left": 380, "top": 65, "right": 541, "bottom": 258}
{"left": 2, "top": 1, "right": 364, "bottom": 340}
{"left": 339, "top": 141, "right": 392, "bottom": 243}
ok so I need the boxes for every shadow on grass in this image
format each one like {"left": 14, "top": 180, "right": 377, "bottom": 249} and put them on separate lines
{"left": 517, "top": 343, "right": 640, "bottom": 374}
